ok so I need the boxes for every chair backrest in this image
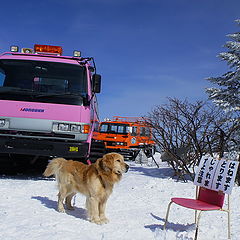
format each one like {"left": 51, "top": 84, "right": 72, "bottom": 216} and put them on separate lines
{"left": 198, "top": 187, "right": 225, "bottom": 208}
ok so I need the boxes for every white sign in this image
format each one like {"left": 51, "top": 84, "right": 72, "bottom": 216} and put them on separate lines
{"left": 194, "top": 156, "right": 239, "bottom": 194}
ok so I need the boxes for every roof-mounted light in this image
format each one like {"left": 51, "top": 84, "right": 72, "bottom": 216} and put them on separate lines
{"left": 73, "top": 50, "right": 81, "bottom": 57}
{"left": 34, "top": 44, "right": 63, "bottom": 56}
{"left": 21, "top": 48, "right": 34, "bottom": 54}
{"left": 10, "top": 46, "right": 19, "bottom": 52}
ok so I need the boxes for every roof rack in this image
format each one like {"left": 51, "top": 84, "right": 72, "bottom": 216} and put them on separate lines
{"left": 113, "top": 116, "right": 146, "bottom": 123}
{"left": 0, "top": 52, "right": 91, "bottom": 61}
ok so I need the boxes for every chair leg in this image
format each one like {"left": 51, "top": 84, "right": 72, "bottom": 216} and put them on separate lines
{"left": 195, "top": 209, "right": 231, "bottom": 240}
{"left": 163, "top": 201, "right": 173, "bottom": 230}
{"left": 194, "top": 210, "right": 203, "bottom": 240}
{"left": 195, "top": 210, "right": 198, "bottom": 224}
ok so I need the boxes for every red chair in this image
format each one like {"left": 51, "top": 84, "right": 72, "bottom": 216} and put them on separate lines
{"left": 163, "top": 186, "right": 231, "bottom": 240}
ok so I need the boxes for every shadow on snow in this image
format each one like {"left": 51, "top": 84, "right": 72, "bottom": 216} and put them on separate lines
{"left": 129, "top": 164, "right": 193, "bottom": 182}
{"left": 32, "top": 196, "right": 88, "bottom": 221}
{"left": 129, "top": 165, "right": 174, "bottom": 179}
{"left": 145, "top": 213, "right": 195, "bottom": 233}
{"left": 0, "top": 174, "right": 55, "bottom": 181}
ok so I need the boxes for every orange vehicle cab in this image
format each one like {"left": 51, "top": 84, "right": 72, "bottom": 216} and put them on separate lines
{"left": 93, "top": 116, "right": 156, "bottom": 160}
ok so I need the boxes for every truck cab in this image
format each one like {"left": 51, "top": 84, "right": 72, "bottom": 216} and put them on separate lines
{"left": 93, "top": 116, "right": 156, "bottom": 160}
{"left": 0, "top": 44, "right": 101, "bottom": 164}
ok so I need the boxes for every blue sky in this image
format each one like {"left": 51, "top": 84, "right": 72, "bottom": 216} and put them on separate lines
{"left": 0, "top": 0, "right": 239, "bottom": 120}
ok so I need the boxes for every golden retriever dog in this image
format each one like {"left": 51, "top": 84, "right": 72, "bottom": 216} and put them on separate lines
{"left": 43, "top": 152, "right": 129, "bottom": 224}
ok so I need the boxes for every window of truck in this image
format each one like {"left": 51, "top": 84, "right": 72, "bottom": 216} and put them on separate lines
{"left": 140, "top": 127, "right": 150, "bottom": 136}
{"left": 100, "top": 123, "right": 129, "bottom": 134}
{"left": 131, "top": 126, "right": 138, "bottom": 136}
{"left": 100, "top": 124, "right": 109, "bottom": 132}
{"left": 0, "top": 69, "right": 5, "bottom": 85}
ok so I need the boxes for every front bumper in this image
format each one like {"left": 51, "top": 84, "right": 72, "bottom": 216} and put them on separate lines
{"left": 0, "top": 136, "right": 89, "bottom": 158}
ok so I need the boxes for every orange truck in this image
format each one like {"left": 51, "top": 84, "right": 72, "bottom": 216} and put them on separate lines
{"left": 92, "top": 116, "right": 156, "bottom": 160}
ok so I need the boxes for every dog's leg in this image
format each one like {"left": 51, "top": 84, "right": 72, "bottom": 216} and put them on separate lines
{"left": 86, "top": 196, "right": 91, "bottom": 219}
{"left": 86, "top": 197, "right": 94, "bottom": 221}
{"left": 65, "top": 193, "right": 76, "bottom": 210}
{"left": 58, "top": 187, "right": 67, "bottom": 213}
{"left": 99, "top": 198, "right": 109, "bottom": 224}
{"left": 86, "top": 196, "right": 102, "bottom": 224}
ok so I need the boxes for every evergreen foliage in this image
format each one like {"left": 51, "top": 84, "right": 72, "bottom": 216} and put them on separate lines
{"left": 206, "top": 19, "right": 240, "bottom": 112}
{"left": 206, "top": 20, "right": 240, "bottom": 184}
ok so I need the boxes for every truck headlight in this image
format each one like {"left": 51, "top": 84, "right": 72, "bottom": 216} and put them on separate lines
{"left": 116, "top": 142, "right": 127, "bottom": 146}
{"left": 58, "top": 123, "right": 70, "bottom": 131}
{"left": 70, "top": 124, "right": 81, "bottom": 132}
{"left": 0, "top": 119, "right": 9, "bottom": 128}
{"left": 52, "top": 122, "right": 89, "bottom": 134}
{"left": 0, "top": 119, "right": 6, "bottom": 127}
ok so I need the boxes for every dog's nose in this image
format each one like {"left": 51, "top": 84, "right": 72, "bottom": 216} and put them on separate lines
{"left": 125, "top": 164, "right": 129, "bottom": 172}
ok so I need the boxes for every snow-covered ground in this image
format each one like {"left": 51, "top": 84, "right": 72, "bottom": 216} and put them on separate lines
{"left": 0, "top": 153, "right": 239, "bottom": 240}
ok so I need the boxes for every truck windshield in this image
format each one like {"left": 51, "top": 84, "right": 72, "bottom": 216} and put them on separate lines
{"left": 0, "top": 59, "right": 88, "bottom": 105}
{"left": 100, "top": 123, "right": 129, "bottom": 134}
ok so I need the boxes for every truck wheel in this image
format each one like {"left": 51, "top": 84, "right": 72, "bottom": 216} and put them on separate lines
{"left": 144, "top": 146, "right": 155, "bottom": 158}
{"left": 129, "top": 150, "right": 139, "bottom": 161}
{"left": 89, "top": 141, "right": 106, "bottom": 163}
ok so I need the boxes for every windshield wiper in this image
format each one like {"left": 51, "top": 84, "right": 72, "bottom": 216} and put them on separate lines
{"left": 0, "top": 87, "right": 33, "bottom": 93}
{"left": 35, "top": 92, "right": 90, "bottom": 106}
{"left": 35, "top": 92, "right": 83, "bottom": 98}
{"left": 0, "top": 87, "right": 34, "bottom": 94}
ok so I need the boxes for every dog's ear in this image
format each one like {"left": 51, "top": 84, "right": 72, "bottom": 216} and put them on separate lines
{"left": 98, "top": 158, "right": 104, "bottom": 169}
{"left": 98, "top": 158, "right": 111, "bottom": 172}
{"left": 98, "top": 158, "right": 108, "bottom": 171}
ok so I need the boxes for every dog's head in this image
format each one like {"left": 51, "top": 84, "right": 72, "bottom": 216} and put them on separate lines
{"left": 98, "top": 152, "right": 129, "bottom": 177}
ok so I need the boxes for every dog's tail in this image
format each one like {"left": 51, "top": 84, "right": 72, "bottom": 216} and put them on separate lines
{"left": 43, "top": 157, "right": 67, "bottom": 177}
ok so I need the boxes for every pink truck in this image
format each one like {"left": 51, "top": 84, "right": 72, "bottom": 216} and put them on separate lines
{"left": 0, "top": 44, "right": 104, "bottom": 165}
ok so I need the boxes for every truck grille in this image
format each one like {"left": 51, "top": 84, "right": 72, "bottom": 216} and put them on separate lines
{"left": 106, "top": 141, "right": 117, "bottom": 146}
{"left": 5, "top": 140, "right": 54, "bottom": 151}
{"left": 0, "top": 130, "right": 75, "bottom": 140}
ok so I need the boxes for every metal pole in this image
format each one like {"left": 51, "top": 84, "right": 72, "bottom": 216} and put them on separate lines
{"left": 194, "top": 211, "right": 203, "bottom": 240}
{"left": 227, "top": 195, "right": 231, "bottom": 239}
{"left": 195, "top": 186, "right": 199, "bottom": 223}
{"left": 164, "top": 201, "right": 173, "bottom": 230}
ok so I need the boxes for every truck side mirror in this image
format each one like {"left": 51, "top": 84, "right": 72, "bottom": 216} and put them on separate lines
{"left": 92, "top": 74, "right": 101, "bottom": 93}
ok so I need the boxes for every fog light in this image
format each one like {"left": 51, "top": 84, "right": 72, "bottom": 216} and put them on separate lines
{"left": 10, "top": 46, "right": 19, "bottom": 52}
{"left": 21, "top": 48, "right": 34, "bottom": 54}
{"left": 73, "top": 50, "right": 81, "bottom": 57}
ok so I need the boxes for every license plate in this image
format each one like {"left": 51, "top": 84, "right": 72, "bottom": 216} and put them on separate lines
{"left": 69, "top": 146, "right": 79, "bottom": 152}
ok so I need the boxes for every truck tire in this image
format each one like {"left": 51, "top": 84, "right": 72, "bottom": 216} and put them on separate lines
{"left": 89, "top": 141, "right": 106, "bottom": 163}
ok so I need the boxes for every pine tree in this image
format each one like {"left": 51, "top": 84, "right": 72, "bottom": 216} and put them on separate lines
{"left": 206, "top": 19, "right": 240, "bottom": 112}
{"left": 206, "top": 20, "right": 240, "bottom": 166}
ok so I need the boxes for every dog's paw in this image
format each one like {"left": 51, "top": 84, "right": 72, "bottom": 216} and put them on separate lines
{"left": 90, "top": 217, "right": 109, "bottom": 225}
{"left": 90, "top": 217, "right": 102, "bottom": 225}
{"left": 100, "top": 217, "right": 109, "bottom": 224}
{"left": 58, "top": 207, "right": 66, "bottom": 213}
